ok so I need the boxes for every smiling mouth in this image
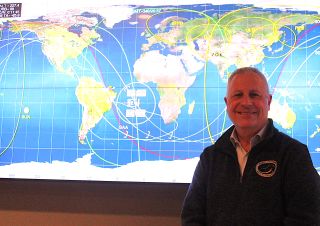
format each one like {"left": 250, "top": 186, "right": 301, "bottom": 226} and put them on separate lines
{"left": 237, "top": 111, "right": 257, "bottom": 115}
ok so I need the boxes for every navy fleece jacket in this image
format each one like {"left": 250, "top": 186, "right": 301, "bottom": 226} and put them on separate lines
{"left": 181, "top": 119, "right": 320, "bottom": 226}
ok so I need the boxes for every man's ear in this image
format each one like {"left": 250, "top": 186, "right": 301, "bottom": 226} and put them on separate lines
{"left": 224, "top": 97, "right": 227, "bottom": 104}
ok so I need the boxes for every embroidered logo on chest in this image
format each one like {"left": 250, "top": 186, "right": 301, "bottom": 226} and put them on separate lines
{"left": 255, "top": 160, "right": 277, "bottom": 178}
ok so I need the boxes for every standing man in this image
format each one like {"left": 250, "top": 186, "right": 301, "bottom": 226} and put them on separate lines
{"left": 181, "top": 67, "right": 320, "bottom": 225}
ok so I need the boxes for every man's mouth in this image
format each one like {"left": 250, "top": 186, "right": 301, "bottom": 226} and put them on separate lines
{"left": 237, "top": 111, "right": 256, "bottom": 115}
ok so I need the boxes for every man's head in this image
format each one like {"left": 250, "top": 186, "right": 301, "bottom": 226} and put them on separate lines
{"left": 224, "top": 67, "right": 272, "bottom": 136}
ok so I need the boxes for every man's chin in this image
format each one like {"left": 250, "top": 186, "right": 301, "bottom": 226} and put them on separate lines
{"left": 235, "top": 115, "right": 257, "bottom": 123}
{"left": 235, "top": 122, "right": 258, "bottom": 130}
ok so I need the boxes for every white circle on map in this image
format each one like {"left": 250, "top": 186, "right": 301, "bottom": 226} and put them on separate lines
{"left": 116, "top": 82, "right": 156, "bottom": 126}
{"left": 23, "top": 107, "right": 30, "bottom": 114}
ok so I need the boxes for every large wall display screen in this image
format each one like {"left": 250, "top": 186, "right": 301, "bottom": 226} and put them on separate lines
{"left": 0, "top": 0, "right": 319, "bottom": 183}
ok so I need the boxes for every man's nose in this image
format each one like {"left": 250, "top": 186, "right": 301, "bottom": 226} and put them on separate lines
{"left": 241, "top": 95, "right": 253, "bottom": 105}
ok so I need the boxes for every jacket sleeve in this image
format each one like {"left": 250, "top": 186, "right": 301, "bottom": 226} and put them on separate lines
{"left": 181, "top": 154, "right": 208, "bottom": 226}
{"left": 283, "top": 144, "right": 320, "bottom": 225}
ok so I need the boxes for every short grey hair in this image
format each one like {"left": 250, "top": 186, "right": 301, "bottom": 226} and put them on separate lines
{"left": 228, "top": 67, "right": 270, "bottom": 94}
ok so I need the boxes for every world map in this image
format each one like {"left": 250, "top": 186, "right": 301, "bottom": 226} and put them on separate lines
{"left": 0, "top": 1, "right": 319, "bottom": 182}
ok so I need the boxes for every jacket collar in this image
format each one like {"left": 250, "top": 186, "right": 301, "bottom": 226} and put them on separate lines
{"left": 215, "top": 119, "right": 278, "bottom": 157}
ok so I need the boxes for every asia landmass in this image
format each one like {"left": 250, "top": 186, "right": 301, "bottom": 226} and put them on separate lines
{"left": 134, "top": 7, "right": 317, "bottom": 125}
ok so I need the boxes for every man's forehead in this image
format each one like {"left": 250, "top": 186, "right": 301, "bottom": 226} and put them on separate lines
{"left": 226, "top": 67, "right": 270, "bottom": 95}
{"left": 227, "top": 75, "right": 269, "bottom": 94}
{"left": 228, "top": 73, "right": 267, "bottom": 87}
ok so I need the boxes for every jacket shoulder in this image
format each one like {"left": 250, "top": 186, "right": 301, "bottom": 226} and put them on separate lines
{"left": 273, "top": 130, "right": 307, "bottom": 151}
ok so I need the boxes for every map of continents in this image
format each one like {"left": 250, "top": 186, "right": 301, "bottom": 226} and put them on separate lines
{"left": 0, "top": 2, "right": 319, "bottom": 182}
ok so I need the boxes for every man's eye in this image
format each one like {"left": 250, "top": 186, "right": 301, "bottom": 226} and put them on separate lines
{"left": 250, "top": 93, "right": 260, "bottom": 97}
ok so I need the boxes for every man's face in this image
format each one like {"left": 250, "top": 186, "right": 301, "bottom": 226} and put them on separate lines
{"left": 224, "top": 72, "right": 272, "bottom": 135}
